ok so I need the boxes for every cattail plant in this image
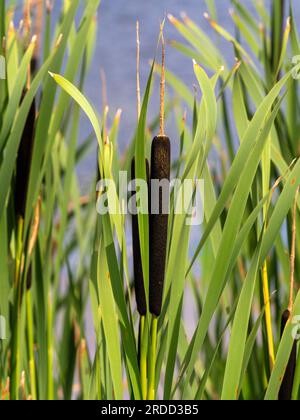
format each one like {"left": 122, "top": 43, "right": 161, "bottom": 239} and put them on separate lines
{"left": 279, "top": 187, "right": 299, "bottom": 400}
{"left": 11, "top": 66, "right": 37, "bottom": 401}
{"left": 131, "top": 158, "right": 149, "bottom": 317}
{"left": 130, "top": 22, "right": 150, "bottom": 400}
{"left": 149, "top": 26, "right": 170, "bottom": 319}
{"left": 11, "top": 5, "right": 38, "bottom": 396}
{"left": 13, "top": 67, "right": 36, "bottom": 293}
{"left": 131, "top": 22, "right": 147, "bottom": 317}
{"left": 131, "top": 157, "right": 149, "bottom": 400}
{"left": 14, "top": 3, "right": 37, "bottom": 220}
{"left": 148, "top": 24, "right": 170, "bottom": 400}
{"left": 149, "top": 136, "right": 170, "bottom": 317}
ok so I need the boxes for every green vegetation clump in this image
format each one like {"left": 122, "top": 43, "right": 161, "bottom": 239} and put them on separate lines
{"left": 0, "top": 0, "right": 300, "bottom": 401}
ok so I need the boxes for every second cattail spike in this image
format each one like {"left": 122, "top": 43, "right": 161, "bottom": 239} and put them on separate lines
{"left": 159, "top": 22, "right": 165, "bottom": 137}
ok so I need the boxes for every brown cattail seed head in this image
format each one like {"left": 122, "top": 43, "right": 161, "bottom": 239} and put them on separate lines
{"left": 131, "top": 158, "right": 149, "bottom": 316}
{"left": 15, "top": 94, "right": 36, "bottom": 219}
{"left": 149, "top": 136, "right": 171, "bottom": 317}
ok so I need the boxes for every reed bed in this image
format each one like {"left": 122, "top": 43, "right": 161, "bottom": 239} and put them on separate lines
{"left": 0, "top": 0, "right": 300, "bottom": 401}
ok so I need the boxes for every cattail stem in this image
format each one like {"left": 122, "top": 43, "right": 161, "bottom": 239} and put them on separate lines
{"left": 279, "top": 187, "right": 299, "bottom": 400}
{"left": 159, "top": 23, "right": 165, "bottom": 137}
{"left": 139, "top": 316, "right": 148, "bottom": 399}
{"left": 288, "top": 186, "right": 299, "bottom": 313}
{"left": 11, "top": 216, "right": 24, "bottom": 400}
{"left": 147, "top": 315, "right": 158, "bottom": 400}
{"left": 10, "top": 309, "right": 21, "bottom": 400}
{"left": 26, "top": 288, "right": 37, "bottom": 400}
{"left": 47, "top": 290, "right": 54, "bottom": 400}
{"left": 279, "top": 310, "right": 297, "bottom": 400}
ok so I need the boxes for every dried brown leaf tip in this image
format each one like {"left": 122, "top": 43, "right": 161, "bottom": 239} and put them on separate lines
{"left": 1, "top": 378, "right": 10, "bottom": 400}
{"left": 233, "top": 60, "right": 242, "bottom": 72}
{"left": 167, "top": 14, "right": 179, "bottom": 26}
{"left": 203, "top": 12, "right": 217, "bottom": 29}
{"left": 46, "top": 0, "right": 53, "bottom": 14}
{"left": 28, "top": 195, "right": 41, "bottom": 258}
{"left": 23, "top": 0, "right": 32, "bottom": 35}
